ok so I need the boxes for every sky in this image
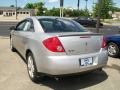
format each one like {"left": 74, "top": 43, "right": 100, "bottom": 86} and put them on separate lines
{"left": 0, "top": 0, "right": 120, "bottom": 11}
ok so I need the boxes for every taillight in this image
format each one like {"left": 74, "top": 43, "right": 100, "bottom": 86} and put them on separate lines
{"left": 102, "top": 36, "right": 106, "bottom": 48}
{"left": 43, "top": 37, "right": 65, "bottom": 52}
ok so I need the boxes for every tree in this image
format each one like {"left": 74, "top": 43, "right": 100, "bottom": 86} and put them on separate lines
{"left": 24, "top": 2, "right": 91, "bottom": 17}
{"left": 10, "top": 5, "right": 15, "bottom": 7}
{"left": 64, "top": 9, "right": 73, "bottom": 17}
{"left": 72, "top": 9, "right": 90, "bottom": 17}
{"left": 45, "top": 8, "right": 60, "bottom": 16}
{"left": 34, "top": 2, "right": 45, "bottom": 15}
{"left": 44, "top": 7, "right": 90, "bottom": 17}
{"left": 24, "top": 2, "right": 45, "bottom": 15}
{"left": 93, "top": 0, "right": 114, "bottom": 19}
{"left": 24, "top": 3, "right": 34, "bottom": 9}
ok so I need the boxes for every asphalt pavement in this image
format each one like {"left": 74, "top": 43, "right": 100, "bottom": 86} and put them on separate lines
{"left": 0, "top": 22, "right": 17, "bottom": 36}
{"left": 88, "top": 25, "right": 120, "bottom": 35}
{"left": 0, "top": 21, "right": 120, "bottom": 37}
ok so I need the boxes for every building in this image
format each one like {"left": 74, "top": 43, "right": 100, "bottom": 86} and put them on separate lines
{"left": 0, "top": 7, "right": 35, "bottom": 20}
{"left": 112, "top": 12, "right": 120, "bottom": 20}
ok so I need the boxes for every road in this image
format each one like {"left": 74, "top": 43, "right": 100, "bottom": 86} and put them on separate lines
{"left": 88, "top": 25, "right": 120, "bottom": 35}
{"left": 0, "top": 22, "right": 120, "bottom": 90}
{"left": 0, "top": 22, "right": 17, "bottom": 36}
{"left": 0, "top": 22, "right": 120, "bottom": 37}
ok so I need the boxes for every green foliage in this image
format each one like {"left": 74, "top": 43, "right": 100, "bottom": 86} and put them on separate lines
{"left": 34, "top": 2, "right": 45, "bottom": 15}
{"left": 24, "top": 2, "right": 45, "bottom": 16}
{"left": 64, "top": 9, "right": 90, "bottom": 17}
{"left": 45, "top": 8, "right": 60, "bottom": 16}
{"left": 24, "top": 2, "right": 91, "bottom": 17}
{"left": 93, "top": 0, "right": 114, "bottom": 19}
{"left": 10, "top": 5, "right": 15, "bottom": 7}
{"left": 45, "top": 8, "right": 90, "bottom": 17}
{"left": 24, "top": 3, "right": 35, "bottom": 9}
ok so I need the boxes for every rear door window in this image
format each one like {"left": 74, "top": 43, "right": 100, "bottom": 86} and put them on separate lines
{"left": 16, "top": 21, "right": 26, "bottom": 31}
{"left": 23, "top": 21, "right": 34, "bottom": 32}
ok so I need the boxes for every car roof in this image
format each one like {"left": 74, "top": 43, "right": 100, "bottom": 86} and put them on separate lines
{"left": 26, "top": 16, "right": 72, "bottom": 20}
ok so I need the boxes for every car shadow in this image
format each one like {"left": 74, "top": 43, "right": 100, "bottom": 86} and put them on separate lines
{"left": 36, "top": 70, "right": 108, "bottom": 90}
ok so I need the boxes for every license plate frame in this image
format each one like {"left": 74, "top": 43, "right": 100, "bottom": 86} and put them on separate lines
{"left": 79, "top": 57, "right": 93, "bottom": 66}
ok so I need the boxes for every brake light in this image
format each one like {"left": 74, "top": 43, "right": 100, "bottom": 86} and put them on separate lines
{"left": 102, "top": 36, "right": 106, "bottom": 48}
{"left": 43, "top": 37, "right": 65, "bottom": 52}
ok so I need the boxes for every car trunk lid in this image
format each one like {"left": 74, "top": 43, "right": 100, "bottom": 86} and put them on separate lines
{"left": 56, "top": 32, "right": 102, "bottom": 55}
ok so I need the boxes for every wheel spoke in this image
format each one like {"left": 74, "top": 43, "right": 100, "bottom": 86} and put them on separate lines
{"left": 108, "top": 44, "right": 117, "bottom": 56}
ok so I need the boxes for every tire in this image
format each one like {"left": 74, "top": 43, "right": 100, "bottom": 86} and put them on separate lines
{"left": 97, "top": 68, "right": 103, "bottom": 71}
{"left": 10, "top": 38, "right": 16, "bottom": 52}
{"left": 107, "top": 42, "right": 120, "bottom": 58}
{"left": 27, "top": 52, "right": 40, "bottom": 83}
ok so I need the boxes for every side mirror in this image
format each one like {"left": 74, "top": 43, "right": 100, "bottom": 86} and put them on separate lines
{"left": 9, "top": 26, "right": 16, "bottom": 30}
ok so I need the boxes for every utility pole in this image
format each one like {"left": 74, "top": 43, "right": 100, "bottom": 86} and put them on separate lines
{"left": 60, "top": 0, "right": 64, "bottom": 17}
{"left": 93, "top": 0, "right": 95, "bottom": 8}
{"left": 77, "top": 0, "right": 80, "bottom": 10}
{"left": 15, "top": 0, "right": 17, "bottom": 19}
{"left": 96, "top": 0, "right": 102, "bottom": 33}
{"left": 85, "top": 0, "right": 88, "bottom": 11}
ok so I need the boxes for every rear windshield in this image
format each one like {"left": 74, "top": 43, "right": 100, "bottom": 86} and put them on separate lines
{"left": 38, "top": 18, "right": 87, "bottom": 33}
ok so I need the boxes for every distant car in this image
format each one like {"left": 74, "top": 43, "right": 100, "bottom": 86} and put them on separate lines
{"left": 10, "top": 16, "right": 108, "bottom": 82}
{"left": 73, "top": 17, "right": 103, "bottom": 28}
{"left": 106, "top": 34, "right": 120, "bottom": 57}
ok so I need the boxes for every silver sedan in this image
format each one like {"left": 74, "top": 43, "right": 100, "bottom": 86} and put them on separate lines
{"left": 10, "top": 16, "right": 108, "bottom": 82}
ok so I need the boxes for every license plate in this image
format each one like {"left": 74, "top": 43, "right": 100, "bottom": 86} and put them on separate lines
{"left": 79, "top": 57, "right": 93, "bottom": 66}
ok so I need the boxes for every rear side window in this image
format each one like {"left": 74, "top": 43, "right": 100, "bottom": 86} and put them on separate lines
{"left": 16, "top": 21, "right": 26, "bottom": 31}
{"left": 23, "top": 21, "right": 34, "bottom": 32}
{"left": 38, "top": 18, "right": 87, "bottom": 33}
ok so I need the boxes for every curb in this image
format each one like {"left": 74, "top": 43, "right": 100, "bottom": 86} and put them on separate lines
{"left": 0, "top": 21, "right": 19, "bottom": 22}
{"left": 0, "top": 36, "right": 9, "bottom": 39}
{"left": 0, "top": 19, "right": 20, "bottom": 22}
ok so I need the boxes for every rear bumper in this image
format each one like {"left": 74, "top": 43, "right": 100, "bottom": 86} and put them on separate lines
{"left": 38, "top": 50, "right": 108, "bottom": 75}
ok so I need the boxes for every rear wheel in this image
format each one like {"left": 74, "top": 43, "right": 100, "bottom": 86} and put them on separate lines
{"left": 27, "top": 52, "right": 41, "bottom": 83}
{"left": 107, "top": 42, "right": 119, "bottom": 57}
